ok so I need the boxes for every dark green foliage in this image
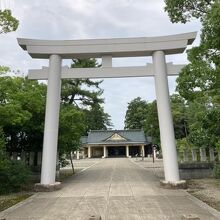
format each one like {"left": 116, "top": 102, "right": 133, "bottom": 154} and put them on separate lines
{"left": 213, "top": 163, "right": 220, "bottom": 178}
{"left": 164, "top": 0, "right": 214, "bottom": 23}
{"left": 0, "top": 60, "right": 111, "bottom": 172}
{"left": 124, "top": 95, "right": 190, "bottom": 147}
{"left": 165, "top": 0, "right": 220, "bottom": 150}
{"left": 84, "top": 103, "right": 112, "bottom": 131}
{"left": 59, "top": 105, "right": 85, "bottom": 155}
{"left": 0, "top": 9, "right": 19, "bottom": 34}
{"left": 170, "top": 94, "right": 188, "bottom": 139}
{"left": 124, "top": 97, "right": 160, "bottom": 145}
{"left": 201, "top": 2, "right": 220, "bottom": 60}
{"left": 0, "top": 76, "right": 46, "bottom": 153}
{"left": 176, "top": 48, "right": 216, "bottom": 101}
{"left": 143, "top": 101, "right": 160, "bottom": 145}
{"left": 0, "top": 130, "right": 30, "bottom": 194}
{"left": 0, "top": 127, "right": 6, "bottom": 159}
{"left": 0, "top": 159, "right": 30, "bottom": 194}
{"left": 61, "top": 59, "right": 104, "bottom": 106}
{"left": 124, "top": 97, "right": 148, "bottom": 130}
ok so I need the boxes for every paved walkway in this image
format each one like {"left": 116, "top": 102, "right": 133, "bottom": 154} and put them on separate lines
{"left": 0, "top": 158, "right": 219, "bottom": 220}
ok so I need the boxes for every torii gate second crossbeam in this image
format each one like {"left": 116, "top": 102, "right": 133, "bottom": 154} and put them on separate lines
{"left": 17, "top": 32, "right": 197, "bottom": 191}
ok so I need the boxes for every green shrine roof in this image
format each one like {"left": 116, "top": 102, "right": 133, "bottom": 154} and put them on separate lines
{"left": 81, "top": 129, "right": 150, "bottom": 146}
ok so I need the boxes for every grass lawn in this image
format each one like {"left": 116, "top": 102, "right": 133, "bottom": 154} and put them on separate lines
{"left": 0, "top": 193, "right": 32, "bottom": 212}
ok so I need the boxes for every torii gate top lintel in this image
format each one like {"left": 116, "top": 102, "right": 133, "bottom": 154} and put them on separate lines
{"left": 17, "top": 32, "right": 197, "bottom": 59}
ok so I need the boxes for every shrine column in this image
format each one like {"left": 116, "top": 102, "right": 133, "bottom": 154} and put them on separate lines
{"left": 103, "top": 146, "right": 107, "bottom": 158}
{"left": 40, "top": 54, "right": 62, "bottom": 185}
{"left": 141, "top": 145, "right": 145, "bottom": 157}
{"left": 126, "top": 145, "right": 129, "bottom": 157}
{"left": 88, "top": 146, "right": 91, "bottom": 158}
{"left": 153, "top": 51, "right": 180, "bottom": 183}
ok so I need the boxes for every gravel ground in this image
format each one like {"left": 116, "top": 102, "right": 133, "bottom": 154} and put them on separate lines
{"left": 187, "top": 179, "right": 220, "bottom": 212}
{"left": 132, "top": 157, "right": 220, "bottom": 212}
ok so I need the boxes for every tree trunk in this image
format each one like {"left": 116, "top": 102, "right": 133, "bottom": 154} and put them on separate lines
{"left": 69, "top": 152, "right": 74, "bottom": 174}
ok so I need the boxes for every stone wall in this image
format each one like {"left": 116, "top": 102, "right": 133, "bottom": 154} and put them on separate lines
{"left": 179, "top": 162, "right": 214, "bottom": 179}
{"left": 178, "top": 148, "right": 219, "bottom": 163}
{"left": 177, "top": 148, "right": 220, "bottom": 179}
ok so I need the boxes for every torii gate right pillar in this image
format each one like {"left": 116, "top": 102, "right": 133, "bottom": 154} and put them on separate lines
{"left": 153, "top": 51, "right": 185, "bottom": 187}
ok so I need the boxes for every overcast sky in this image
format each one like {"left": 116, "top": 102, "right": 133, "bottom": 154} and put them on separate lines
{"left": 0, "top": 0, "right": 201, "bottom": 129}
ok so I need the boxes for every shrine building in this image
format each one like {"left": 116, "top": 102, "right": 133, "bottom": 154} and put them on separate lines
{"left": 80, "top": 129, "right": 152, "bottom": 158}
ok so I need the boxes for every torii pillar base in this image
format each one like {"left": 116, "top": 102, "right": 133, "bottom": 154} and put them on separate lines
{"left": 34, "top": 182, "right": 62, "bottom": 192}
{"left": 160, "top": 180, "right": 187, "bottom": 189}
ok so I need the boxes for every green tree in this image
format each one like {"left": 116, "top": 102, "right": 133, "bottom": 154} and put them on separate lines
{"left": 124, "top": 95, "right": 191, "bottom": 147}
{"left": 143, "top": 100, "right": 160, "bottom": 145}
{"left": 124, "top": 97, "right": 148, "bottom": 129}
{"left": 165, "top": 1, "right": 220, "bottom": 100}
{"left": 0, "top": 66, "right": 10, "bottom": 74}
{"left": 0, "top": 75, "right": 46, "bottom": 155}
{"left": 0, "top": 60, "right": 111, "bottom": 171}
{"left": 164, "top": 0, "right": 214, "bottom": 23}
{"left": 186, "top": 100, "right": 209, "bottom": 147}
{"left": 59, "top": 58, "right": 112, "bottom": 169}
{"left": 61, "top": 59, "right": 104, "bottom": 107}
{"left": 0, "top": 127, "right": 6, "bottom": 159}
{"left": 59, "top": 106, "right": 85, "bottom": 173}
{"left": 165, "top": 0, "right": 220, "bottom": 150}
{"left": 170, "top": 94, "right": 188, "bottom": 139}
{"left": 61, "top": 58, "right": 112, "bottom": 132}
{"left": 0, "top": 9, "right": 19, "bottom": 34}
{"left": 0, "top": 126, "right": 30, "bottom": 194}
{"left": 124, "top": 97, "right": 160, "bottom": 145}
{"left": 84, "top": 103, "right": 112, "bottom": 131}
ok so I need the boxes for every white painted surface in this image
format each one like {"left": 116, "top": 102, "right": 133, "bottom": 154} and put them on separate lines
{"left": 88, "top": 146, "right": 91, "bottom": 158}
{"left": 102, "top": 55, "right": 112, "bottom": 67}
{"left": 126, "top": 145, "right": 129, "bottom": 157}
{"left": 153, "top": 51, "right": 180, "bottom": 182}
{"left": 28, "top": 63, "right": 185, "bottom": 80}
{"left": 40, "top": 54, "right": 62, "bottom": 185}
{"left": 17, "top": 33, "right": 197, "bottom": 184}
{"left": 17, "top": 32, "right": 196, "bottom": 59}
{"left": 76, "top": 151, "right": 80, "bottom": 160}
{"left": 103, "top": 146, "right": 107, "bottom": 158}
{"left": 142, "top": 145, "right": 145, "bottom": 157}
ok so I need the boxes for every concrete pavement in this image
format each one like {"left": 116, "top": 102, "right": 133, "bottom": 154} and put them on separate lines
{"left": 0, "top": 158, "right": 219, "bottom": 220}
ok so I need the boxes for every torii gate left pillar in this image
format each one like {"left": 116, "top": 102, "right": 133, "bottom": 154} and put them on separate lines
{"left": 40, "top": 55, "right": 62, "bottom": 186}
{"left": 18, "top": 32, "right": 196, "bottom": 190}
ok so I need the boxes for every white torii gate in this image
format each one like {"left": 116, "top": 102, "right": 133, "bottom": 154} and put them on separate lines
{"left": 18, "top": 32, "right": 196, "bottom": 190}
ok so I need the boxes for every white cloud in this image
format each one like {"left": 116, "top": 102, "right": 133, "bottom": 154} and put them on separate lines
{"left": 0, "top": 0, "right": 201, "bottom": 129}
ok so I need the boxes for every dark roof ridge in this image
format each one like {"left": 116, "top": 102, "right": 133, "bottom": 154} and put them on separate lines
{"left": 89, "top": 129, "right": 144, "bottom": 132}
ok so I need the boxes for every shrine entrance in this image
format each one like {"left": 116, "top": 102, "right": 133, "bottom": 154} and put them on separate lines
{"left": 108, "top": 146, "right": 126, "bottom": 157}
{"left": 17, "top": 32, "right": 196, "bottom": 190}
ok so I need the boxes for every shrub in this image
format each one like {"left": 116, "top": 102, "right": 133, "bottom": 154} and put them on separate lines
{"left": 213, "top": 163, "right": 220, "bottom": 179}
{"left": 0, "top": 159, "right": 30, "bottom": 194}
{"left": 0, "top": 127, "right": 6, "bottom": 159}
{"left": 0, "top": 127, "right": 31, "bottom": 194}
